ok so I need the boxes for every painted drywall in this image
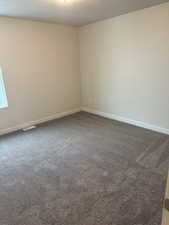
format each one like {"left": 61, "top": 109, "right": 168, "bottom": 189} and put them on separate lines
{"left": 0, "top": 17, "right": 81, "bottom": 131}
{"left": 1, "top": 3, "right": 169, "bottom": 134}
{"left": 79, "top": 2, "right": 169, "bottom": 131}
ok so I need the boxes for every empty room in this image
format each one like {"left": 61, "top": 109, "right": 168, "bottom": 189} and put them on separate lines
{"left": 0, "top": 0, "right": 169, "bottom": 224}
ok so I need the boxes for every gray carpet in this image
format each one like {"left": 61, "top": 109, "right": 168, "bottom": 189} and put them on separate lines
{"left": 0, "top": 112, "right": 169, "bottom": 225}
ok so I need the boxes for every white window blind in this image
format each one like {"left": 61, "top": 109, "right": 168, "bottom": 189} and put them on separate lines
{"left": 0, "top": 67, "right": 8, "bottom": 109}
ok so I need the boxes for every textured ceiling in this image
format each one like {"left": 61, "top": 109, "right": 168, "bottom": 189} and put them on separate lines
{"left": 0, "top": 0, "right": 168, "bottom": 26}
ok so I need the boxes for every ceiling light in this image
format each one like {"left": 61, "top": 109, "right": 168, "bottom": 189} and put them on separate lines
{"left": 58, "top": 0, "right": 73, "bottom": 4}
{"left": 47, "top": 0, "right": 80, "bottom": 6}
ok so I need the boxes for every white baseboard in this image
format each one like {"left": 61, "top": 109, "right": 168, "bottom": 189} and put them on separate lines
{"left": 0, "top": 108, "right": 81, "bottom": 136}
{"left": 1, "top": 107, "right": 169, "bottom": 136}
{"left": 81, "top": 107, "right": 169, "bottom": 135}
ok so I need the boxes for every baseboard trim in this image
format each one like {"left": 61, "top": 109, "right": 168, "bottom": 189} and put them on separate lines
{"left": 1, "top": 107, "right": 169, "bottom": 136}
{"left": 0, "top": 108, "right": 81, "bottom": 136}
{"left": 81, "top": 107, "right": 169, "bottom": 135}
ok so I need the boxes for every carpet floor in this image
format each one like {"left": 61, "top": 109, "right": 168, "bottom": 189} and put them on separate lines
{"left": 0, "top": 112, "right": 169, "bottom": 225}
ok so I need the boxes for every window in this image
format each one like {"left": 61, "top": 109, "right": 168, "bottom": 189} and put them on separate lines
{"left": 0, "top": 67, "right": 8, "bottom": 109}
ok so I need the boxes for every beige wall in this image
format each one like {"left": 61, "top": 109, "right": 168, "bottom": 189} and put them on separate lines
{"left": 0, "top": 18, "right": 81, "bottom": 131}
{"left": 1, "top": 3, "right": 169, "bottom": 134}
{"left": 79, "top": 2, "right": 169, "bottom": 131}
